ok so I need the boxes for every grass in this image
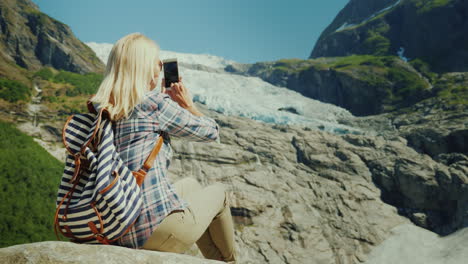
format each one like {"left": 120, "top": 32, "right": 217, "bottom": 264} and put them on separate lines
{"left": 0, "top": 120, "right": 64, "bottom": 247}
{"left": 265, "top": 54, "right": 432, "bottom": 113}
{"left": 0, "top": 77, "right": 31, "bottom": 102}
{"left": 434, "top": 74, "right": 468, "bottom": 105}
{"left": 35, "top": 69, "right": 103, "bottom": 96}
{"left": 413, "top": 0, "right": 453, "bottom": 13}
{"left": 32, "top": 67, "right": 102, "bottom": 115}
{"left": 409, "top": 58, "right": 438, "bottom": 82}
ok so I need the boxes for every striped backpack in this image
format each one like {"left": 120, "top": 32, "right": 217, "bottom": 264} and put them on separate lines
{"left": 54, "top": 101, "right": 164, "bottom": 244}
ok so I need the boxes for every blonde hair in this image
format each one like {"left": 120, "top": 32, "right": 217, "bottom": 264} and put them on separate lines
{"left": 91, "top": 32, "right": 160, "bottom": 120}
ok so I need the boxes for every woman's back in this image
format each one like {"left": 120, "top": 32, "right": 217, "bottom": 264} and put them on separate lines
{"left": 113, "top": 89, "right": 219, "bottom": 248}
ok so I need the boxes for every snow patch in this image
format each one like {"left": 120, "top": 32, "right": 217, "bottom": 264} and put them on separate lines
{"left": 397, "top": 47, "right": 409, "bottom": 62}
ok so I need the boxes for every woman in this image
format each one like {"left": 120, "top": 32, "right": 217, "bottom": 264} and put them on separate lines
{"left": 90, "top": 32, "right": 237, "bottom": 262}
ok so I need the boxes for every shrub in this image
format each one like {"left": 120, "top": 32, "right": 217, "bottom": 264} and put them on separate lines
{"left": 0, "top": 78, "right": 30, "bottom": 102}
{"left": 33, "top": 68, "right": 54, "bottom": 81}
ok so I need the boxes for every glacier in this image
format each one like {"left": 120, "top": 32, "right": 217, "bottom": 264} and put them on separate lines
{"left": 86, "top": 42, "right": 358, "bottom": 134}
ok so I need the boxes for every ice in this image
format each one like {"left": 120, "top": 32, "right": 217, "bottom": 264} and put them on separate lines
{"left": 397, "top": 47, "right": 409, "bottom": 62}
{"left": 86, "top": 42, "right": 359, "bottom": 134}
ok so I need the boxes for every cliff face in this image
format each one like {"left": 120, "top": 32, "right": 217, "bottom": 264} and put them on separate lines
{"left": 7, "top": 100, "right": 467, "bottom": 264}
{"left": 226, "top": 56, "right": 433, "bottom": 116}
{"left": 0, "top": 0, "right": 104, "bottom": 75}
{"left": 225, "top": 0, "right": 468, "bottom": 116}
{"left": 310, "top": 0, "right": 468, "bottom": 73}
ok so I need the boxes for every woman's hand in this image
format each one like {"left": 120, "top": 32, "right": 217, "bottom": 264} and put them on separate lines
{"left": 161, "top": 77, "right": 204, "bottom": 116}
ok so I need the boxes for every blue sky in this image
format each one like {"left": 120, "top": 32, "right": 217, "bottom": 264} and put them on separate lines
{"left": 32, "top": 0, "right": 348, "bottom": 63}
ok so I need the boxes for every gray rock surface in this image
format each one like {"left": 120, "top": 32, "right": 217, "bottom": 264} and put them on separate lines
{"left": 347, "top": 72, "right": 468, "bottom": 160}
{"left": 0, "top": 241, "right": 222, "bottom": 264}
{"left": 162, "top": 104, "right": 468, "bottom": 263}
{"left": 8, "top": 102, "right": 467, "bottom": 264}
{"left": 363, "top": 224, "right": 468, "bottom": 264}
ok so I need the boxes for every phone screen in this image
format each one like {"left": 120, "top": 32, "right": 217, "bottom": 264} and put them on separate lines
{"left": 163, "top": 60, "right": 179, "bottom": 88}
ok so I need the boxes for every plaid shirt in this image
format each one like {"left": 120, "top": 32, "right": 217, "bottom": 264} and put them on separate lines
{"left": 112, "top": 90, "right": 220, "bottom": 249}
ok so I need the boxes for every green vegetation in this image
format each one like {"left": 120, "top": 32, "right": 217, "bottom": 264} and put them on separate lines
{"left": 413, "top": 0, "right": 453, "bottom": 13}
{"left": 53, "top": 70, "right": 103, "bottom": 96}
{"left": 409, "top": 58, "right": 438, "bottom": 82}
{"left": 325, "top": 54, "right": 393, "bottom": 69}
{"left": 33, "top": 67, "right": 54, "bottom": 81}
{"left": 267, "top": 54, "right": 431, "bottom": 112}
{"left": 26, "top": 10, "right": 48, "bottom": 25}
{"left": 387, "top": 67, "right": 429, "bottom": 104}
{"left": 34, "top": 68, "right": 102, "bottom": 96}
{"left": 363, "top": 31, "right": 391, "bottom": 56}
{"left": 434, "top": 74, "right": 468, "bottom": 105}
{"left": 266, "top": 58, "right": 317, "bottom": 74}
{"left": 0, "top": 120, "right": 63, "bottom": 247}
{"left": 363, "top": 22, "right": 391, "bottom": 56}
{"left": 34, "top": 69, "right": 103, "bottom": 96}
{"left": 0, "top": 77, "right": 30, "bottom": 102}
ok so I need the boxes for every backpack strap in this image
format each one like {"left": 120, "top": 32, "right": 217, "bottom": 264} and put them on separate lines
{"left": 86, "top": 96, "right": 165, "bottom": 186}
{"left": 132, "top": 134, "right": 164, "bottom": 186}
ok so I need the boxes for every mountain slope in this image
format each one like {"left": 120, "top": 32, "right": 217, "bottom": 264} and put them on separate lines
{"left": 0, "top": 0, "right": 104, "bottom": 76}
{"left": 226, "top": 55, "right": 434, "bottom": 116}
{"left": 86, "top": 42, "right": 358, "bottom": 133}
{"left": 310, "top": 0, "right": 468, "bottom": 73}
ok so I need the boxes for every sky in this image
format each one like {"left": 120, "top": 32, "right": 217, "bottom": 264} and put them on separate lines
{"left": 32, "top": 0, "right": 348, "bottom": 63}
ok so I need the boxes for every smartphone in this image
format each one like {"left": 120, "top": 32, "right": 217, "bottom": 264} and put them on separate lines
{"left": 163, "top": 58, "right": 179, "bottom": 90}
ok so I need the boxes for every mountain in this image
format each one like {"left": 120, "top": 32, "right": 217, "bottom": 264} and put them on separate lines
{"left": 310, "top": 0, "right": 468, "bottom": 73}
{"left": 225, "top": 0, "right": 468, "bottom": 117}
{"left": 0, "top": 0, "right": 104, "bottom": 77}
{"left": 86, "top": 42, "right": 358, "bottom": 134}
{"left": 226, "top": 55, "right": 434, "bottom": 116}
{"left": 0, "top": 1, "right": 467, "bottom": 263}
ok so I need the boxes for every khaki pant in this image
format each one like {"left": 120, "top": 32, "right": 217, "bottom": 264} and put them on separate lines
{"left": 142, "top": 177, "right": 237, "bottom": 262}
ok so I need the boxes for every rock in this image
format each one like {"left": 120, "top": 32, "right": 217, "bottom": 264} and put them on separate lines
{"left": 0, "top": 241, "right": 222, "bottom": 264}
{"left": 162, "top": 103, "right": 467, "bottom": 263}
{"left": 14, "top": 101, "right": 466, "bottom": 264}
{"left": 363, "top": 224, "right": 468, "bottom": 264}
{"left": 225, "top": 56, "right": 432, "bottom": 116}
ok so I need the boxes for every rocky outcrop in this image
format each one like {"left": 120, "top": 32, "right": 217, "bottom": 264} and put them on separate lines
{"left": 310, "top": 0, "right": 468, "bottom": 73}
{"left": 160, "top": 103, "right": 467, "bottom": 263}
{"left": 346, "top": 72, "right": 468, "bottom": 159}
{"left": 0, "top": 241, "right": 223, "bottom": 264}
{"left": 0, "top": 0, "right": 104, "bottom": 74}
{"left": 4, "top": 99, "right": 467, "bottom": 264}
{"left": 226, "top": 56, "right": 432, "bottom": 116}
{"left": 364, "top": 223, "right": 468, "bottom": 264}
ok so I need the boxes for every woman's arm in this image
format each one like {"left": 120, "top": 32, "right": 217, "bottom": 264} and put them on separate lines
{"left": 155, "top": 78, "right": 219, "bottom": 142}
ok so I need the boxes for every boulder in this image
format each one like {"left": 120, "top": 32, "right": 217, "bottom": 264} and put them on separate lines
{"left": 0, "top": 241, "right": 222, "bottom": 264}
